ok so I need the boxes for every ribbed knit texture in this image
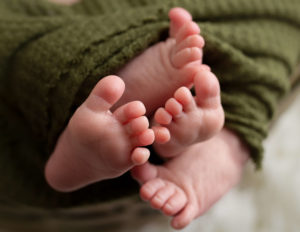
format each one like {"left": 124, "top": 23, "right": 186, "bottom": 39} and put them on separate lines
{"left": 0, "top": 0, "right": 299, "bottom": 208}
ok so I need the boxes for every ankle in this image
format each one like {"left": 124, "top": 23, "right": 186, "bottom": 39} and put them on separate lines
{"left": 219, "top": 127, "right": 250, "bottom": 167}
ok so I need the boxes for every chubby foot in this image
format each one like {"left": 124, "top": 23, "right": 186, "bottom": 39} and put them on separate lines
{"left": 115, "top": 7, "right": 205, "bottom": 114}
{"left": 131, "top": 129, "right": 249, "bottom": 229}
{"left": 153, "top": 68, "right": 224, "bottom": 157}
{"left": 45, "top": 75, "right": 154, "bottom": 192}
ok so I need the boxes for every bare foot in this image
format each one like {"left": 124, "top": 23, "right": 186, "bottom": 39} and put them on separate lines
{"left": 153, "top": 68, "right": 224, "bottom": 157}
{"left": 115, "top": 7, "right": 205, "bottom": 114}
{"left": 45, "top": 75, "right": 155, "bottom": 192}
{"left": 131, "top": 128, "right": 249, "bottom": 229}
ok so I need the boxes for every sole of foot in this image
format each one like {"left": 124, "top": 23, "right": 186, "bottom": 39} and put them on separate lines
{"left": 153, "top": 68, "right": 224, "bottom": 157}
{"left": 114, "top": 7, "right": 205, "bottom": 115}
{"left": 45, "top": 75, "right": 155, "bottom": 192}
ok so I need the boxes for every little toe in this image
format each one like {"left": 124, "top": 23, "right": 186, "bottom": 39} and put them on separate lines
{"left": 84, "top": 75, "right": 125, "bottom": 112}
{"left": 176, "top": 21, "right": 200, "bottom": 44}
{"left": 113, "top": 101, "right": 146, "bottom": 124}
{"left": 174, "top": 87, "right": 196, "bottom": 112}
{"left": 124, "top": 116, "right": 149, "bottom": 135}
{"left": 154, "top": 108, "right": 172, "bottom": 125}
{"left": 169, "top": 7, "right": 192, "bottom": 38}
{"left": 175, "top": 34, "right": 205, "bottom": 54}
{"left": 172, "top": 47, "right": 202, "bottom": 68}
{"left": 140, "top": 178, "right": 166, "bottom": 201}
{"left": 194, "top": 70, "right": 221, "bottom": 109}
{"left": 163, "top": 190, "right": 187, "bottom": 216}
{"left": 165, "top": 98, "right": 183, "bottom": 118}
{"left": 151, "top": 184, "right": 175, "bottom": 209}
{"left": 131, "top": 147, "right": 150, "bottom": 165}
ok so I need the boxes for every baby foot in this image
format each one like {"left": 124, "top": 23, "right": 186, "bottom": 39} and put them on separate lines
{"left": 131, "top": 129, "right": 249, "bottom": 229}
{"left": 153, "top": 68, "right": 224, "bottom": 157}
{"left": 114, "top": 7, "right": 205, "bottom": 115}
{"left": 45, "top": 75, "right": 154, "bottom": 192}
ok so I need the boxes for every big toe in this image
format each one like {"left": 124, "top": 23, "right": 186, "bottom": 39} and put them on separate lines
{"left": 194, "top": 70, "right": 221, "bottom": 109}
{"left": 169, "top": 7, "right": 192, "bottom": 38}
{"left": 84, "top": 75, "right": 125, "bottom": 112}
{"left": 194, "top": 69, "right": 225, "bottom": 138}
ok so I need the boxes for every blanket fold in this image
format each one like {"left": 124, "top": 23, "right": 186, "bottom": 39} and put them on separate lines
{"left": 0, "top": 0, "right": 299, "bottom": 208}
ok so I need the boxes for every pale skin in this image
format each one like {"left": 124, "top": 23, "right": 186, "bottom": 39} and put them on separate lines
{"left": 45, "top": 2, "right": 250, "bottom": 229}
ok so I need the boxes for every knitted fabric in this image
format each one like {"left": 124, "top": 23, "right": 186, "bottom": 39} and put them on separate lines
{"left": 0, "top": 0, "right": 299, "bottom": 208}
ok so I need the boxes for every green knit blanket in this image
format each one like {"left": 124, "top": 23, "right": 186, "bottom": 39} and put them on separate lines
{"left": 0, "top": 0, "right": 299, "bottom": 208}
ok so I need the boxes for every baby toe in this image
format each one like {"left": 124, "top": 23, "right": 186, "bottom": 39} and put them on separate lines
{"left": 172, "top": 47, "right": 202, "bottom": 68}
{"left": 125, "top": 116, "right": 149, "bottom": 135}
{"left": 163, "top": 189, "right": 187, "bottom": 216}
{"left": 131, "top": 129, "right": 155, "bottom": 147}
{"left": 151, "top": 184, "right": 175, "bottom": 209}
{"left": 152, "top": 126, "right": 170, "bottom": 144}
{"left": 154, "top": 107, "right": 173, "bottom": 125}
{"left": 131, "top": 147, "right": 150, "bottom": 165}
{"left": 175, "top": 34, "right": 205, "bottom": 54}
{"left": 113, "top": 101, "right": 146, "bottom": 124}
{"left": 140, "top": 178, "right": 166, "bottom": 201}
{"left": 176, "top": 21, "right": 200, "bottom": 44}
{"left": 174, "top": 86, "right": 196, "bottom": 112}
{"left": 165, "top": 97, "right": 183, "bottom": 118}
